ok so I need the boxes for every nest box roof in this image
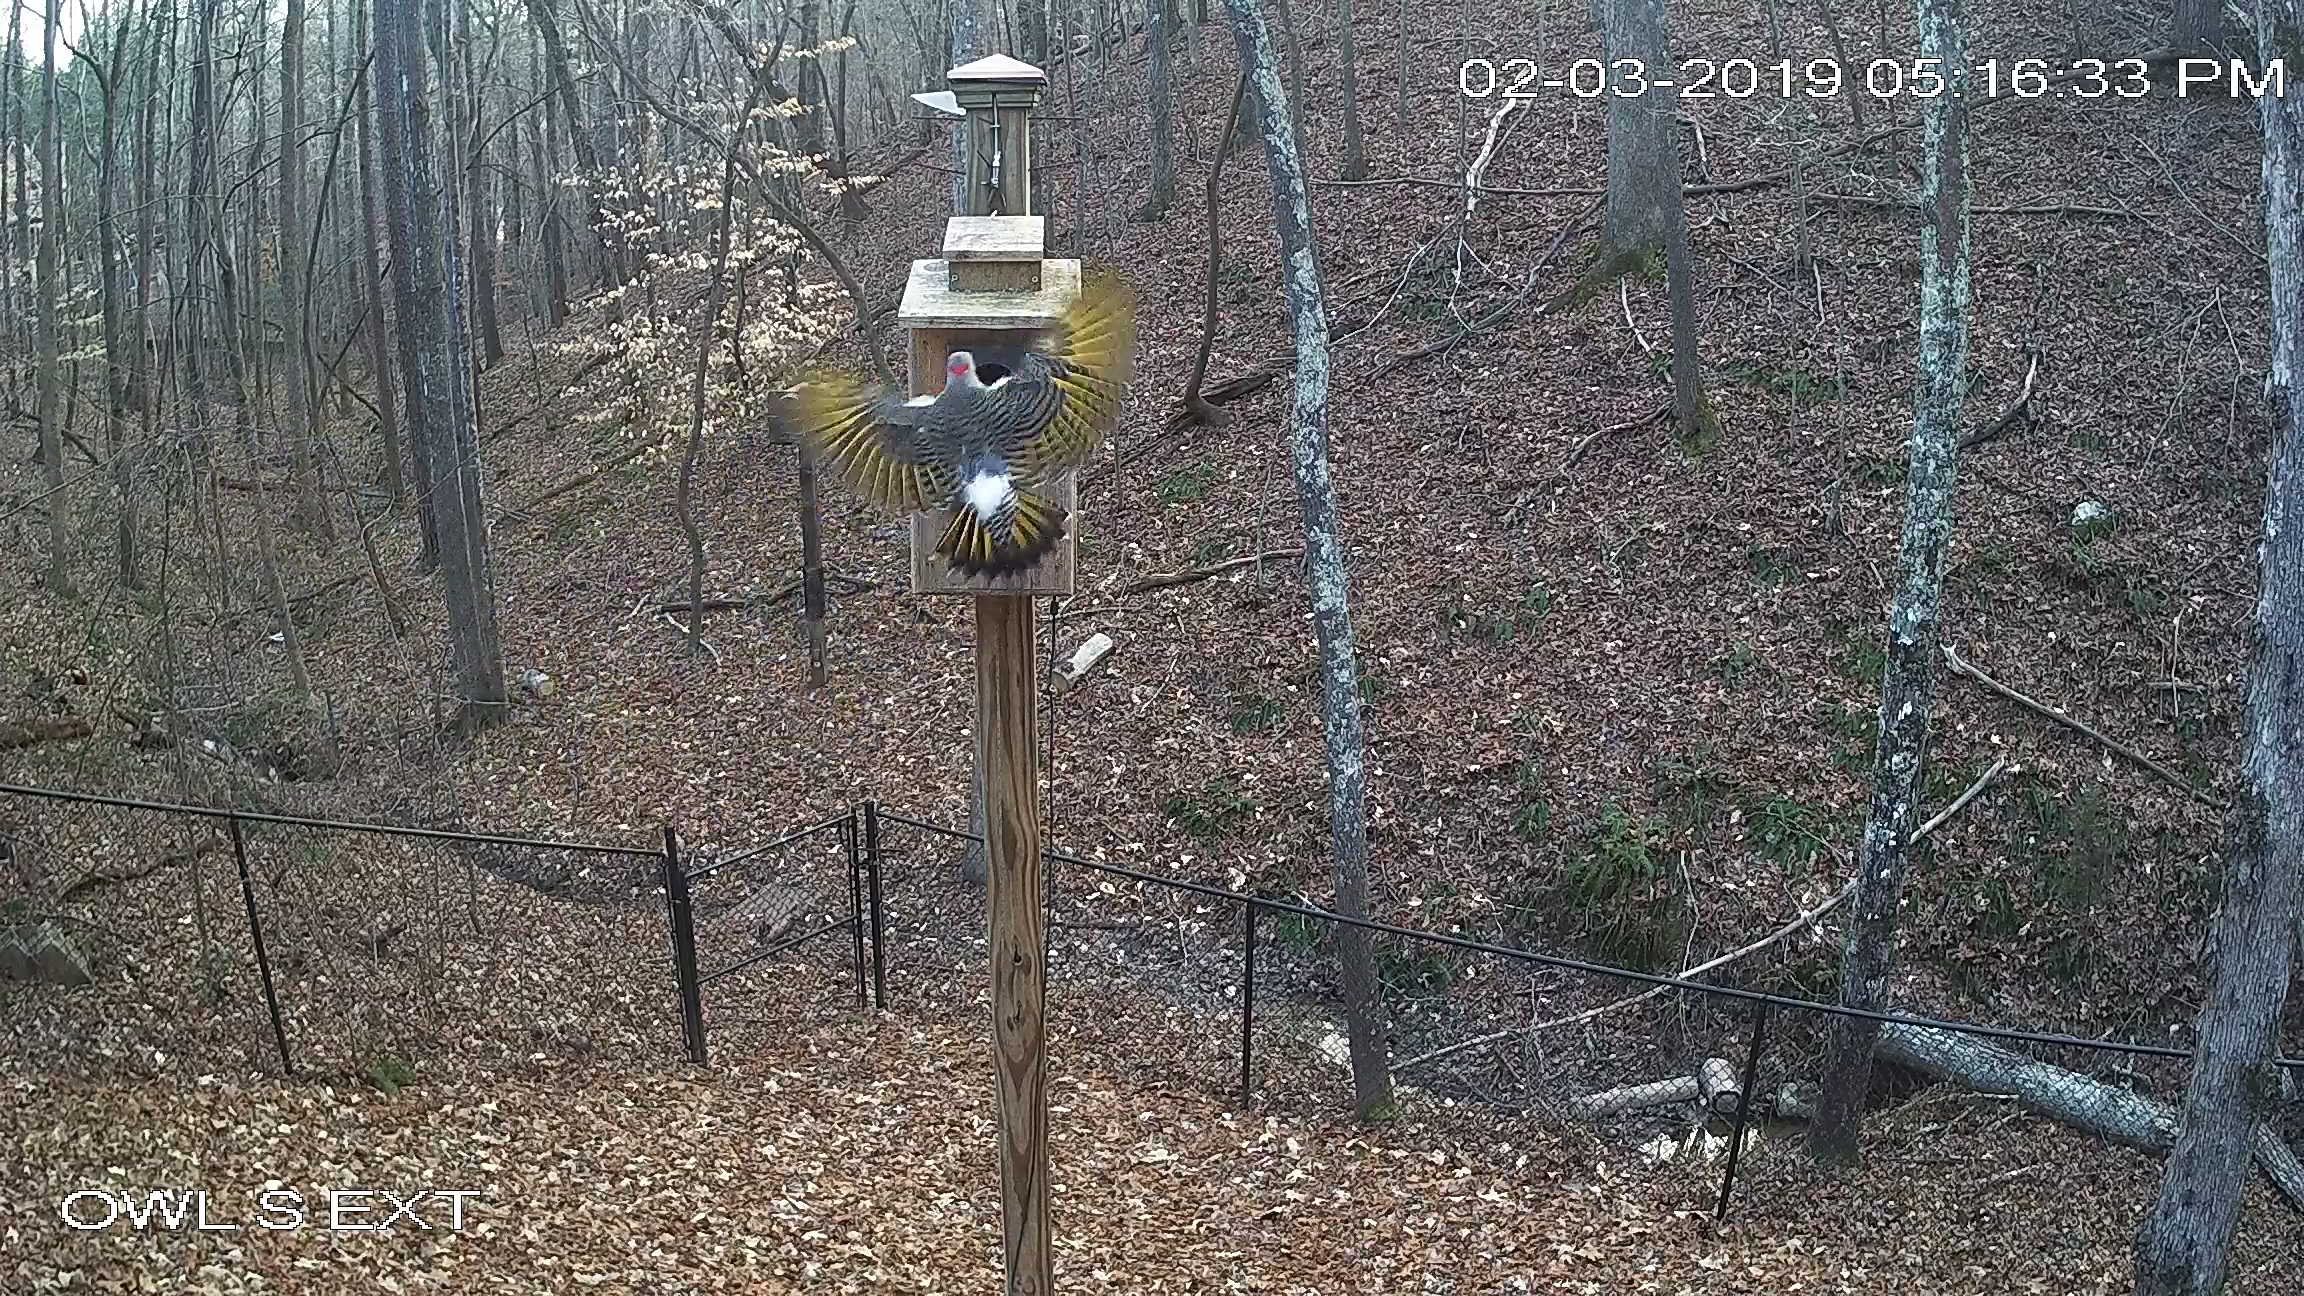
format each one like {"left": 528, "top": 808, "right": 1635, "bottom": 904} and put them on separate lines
{"left": 947, "top": 53, "right": 1047, "bottom": 87}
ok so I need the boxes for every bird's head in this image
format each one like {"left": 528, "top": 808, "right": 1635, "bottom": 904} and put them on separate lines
{"left": 943, "top": 350, "right": 980, "bottom": 388}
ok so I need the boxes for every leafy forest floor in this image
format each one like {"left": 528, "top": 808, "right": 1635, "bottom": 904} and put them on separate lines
{"left": 5, "top": 0, "right": 2304, "bottom": 1284}
{"left": 8, "top": 969, "right": 2303, "bottom": 1294}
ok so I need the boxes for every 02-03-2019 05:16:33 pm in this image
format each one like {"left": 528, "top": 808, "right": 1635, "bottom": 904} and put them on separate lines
{"left": 1456, "top": 54, "right": 2290, "bottom": 102}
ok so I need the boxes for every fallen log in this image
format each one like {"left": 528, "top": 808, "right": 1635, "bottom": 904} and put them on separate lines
{"left": 1570, "top": 1072, "right": 1699, "bottom": 1120}
{"left": 1878, "top": 1021, "right": 2304, "bottom": 1208}
{"left": 1942, "top": 643, "right": 2224, "bottom": 810}
{"left": 1053, "top": 633, "right": 1117, "bottom": 693}
{"left": 0, "top": 715, "right": 93, "bottom": 750}
{"left": 1697, "top": 1056, "right": 1743, "bottom": 1118}
{"left": 1771, "top": 1082, "right": 1817, "bottom": 1122}
{"left": 1124, "top": 549, "right": 1303, "bottom": 595}
{"left": 59, "top": 835, "right": 225, "bottom": 904}
{"left": 1394, "top": 879, "right": 1854, "bottom": 1075}
{"left": 499, "top": 436, "right": 660, "bottom": 518}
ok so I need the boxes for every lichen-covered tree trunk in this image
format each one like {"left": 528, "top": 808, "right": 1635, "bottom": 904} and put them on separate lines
{"left": 1809, "top": 0, "right": 1970, "bottom": 1166}
{"left": 1224, "top": 0, "right": 1394, "bottom": 1122}
{"left": 1137, "top": 0, "right": 1177, "bottom": 220}
{"left": 2131, "top": 3, "right": 2304, "bottom": 1285}
{"left": 1598, "top": 0, "right": 1675, "bottom": 262}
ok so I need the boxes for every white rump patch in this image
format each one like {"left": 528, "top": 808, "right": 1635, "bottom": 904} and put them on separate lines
{"left": 904, "top": 393, "right": 936, "bottom": 407}
{"left": 963, "top": 472, "right": 1014, "bottom": 522}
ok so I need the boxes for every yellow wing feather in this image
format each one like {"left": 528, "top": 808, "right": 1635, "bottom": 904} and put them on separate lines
{"left": 1013, "top": 267, "right": 1137, "bottom": 475}
{"left": 789, "top": 368, "right": 937, "bottom": 514}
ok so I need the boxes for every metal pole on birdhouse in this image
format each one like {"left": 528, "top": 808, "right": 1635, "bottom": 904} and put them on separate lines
{"left": 902, "top": 53, "right": 1060, "bottom": 1296}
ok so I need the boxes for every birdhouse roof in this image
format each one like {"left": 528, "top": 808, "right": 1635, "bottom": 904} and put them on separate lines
{"left": 947, "top": 53, "right": 1047, "bottom": 86}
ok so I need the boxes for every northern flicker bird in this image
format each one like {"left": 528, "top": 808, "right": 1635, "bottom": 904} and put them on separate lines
{"left": 783, "top": 268, "right": 1136, "bottom": 577}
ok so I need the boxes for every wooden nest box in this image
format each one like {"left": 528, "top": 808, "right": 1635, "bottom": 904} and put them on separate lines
{"left": 901, "top": 54, "right": 1081, "bottom": 598}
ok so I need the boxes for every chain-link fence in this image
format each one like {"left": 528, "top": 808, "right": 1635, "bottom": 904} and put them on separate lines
{"left": 666, "top": 810, "right": 874, "bottom": 1064}
{"left": 6, "top": 781, "right": 2297, "bottom": 1224}
{"left": 0, "top": 784, "right": 675, "bottom": 1086}
{"left": 859, "top": 802, "right": 2301, "bottom": 1221}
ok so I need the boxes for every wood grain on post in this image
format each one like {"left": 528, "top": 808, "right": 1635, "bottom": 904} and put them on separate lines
{"left": 976, "top": 592, "right": 1051, "bottom": 1295}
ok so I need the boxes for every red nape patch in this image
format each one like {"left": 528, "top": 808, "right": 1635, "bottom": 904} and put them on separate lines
{"left": 947, "top": 357, "right": 968, "bottom": 376}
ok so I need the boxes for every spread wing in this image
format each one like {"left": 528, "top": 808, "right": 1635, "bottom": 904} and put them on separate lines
{"left": 785, "top": 369, "right": 956, "bottom": 514}
{"left": 978, "top": 267, "right": 1138, "bottom": 475}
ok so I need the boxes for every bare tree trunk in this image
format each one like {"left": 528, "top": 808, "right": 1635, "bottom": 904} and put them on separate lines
{"left": 798, "top": 0, "right": 827, "bottom": 159}
{"left": 279, "top": 0, "right": 334, "bottom": 537}
{"left": 378, "top": 0, "right": 508, "bottom": 729}
{"left": 1660, "top": 163, "right": 1717, "bottom": 446}
{"left": 1810, "top": 0, "right": 1970, "bottom": 1165}
{"left": 128, "top": 1, "right": 171, "bottom": 592}
{"left": 1136, "top": 0, "right": 1176, "bottom": 220}
{"left": 1021, "top": 0, "right": 1049, "bottom": 61}
{"left": 465, "top": 1, "right": 505, "bottom": 369}
{"left": 949, "top": 0, "right": 980, "bottom": 211}
{"left": 799, "top": 449, "right": 829, "bottom": 686}
{"left": 183, "top": 0, "right": 220, "bottom": 462}
{"left": 2, "top": 2, "right": 18, "bottom": 346}
{"left": 674, "top": 84, "right": 759, "bottom": 659}
{"left": 1224, "top": 0, "right": 1393, "bottom": 1122}
{"left": 531, "top": 29, "right": 570, "bottom": 328}
{"left": 830, "top": 0, "right": 869, "bottom": 227}
{"left": 524, "top": 0, "right": 628, "bottom": 296}
{"left": 96, "top": 19, "right": 137, "bottom": 590}
{"left": 1813, "top": 0, "right": 1869, "bottom": 131}
{"left": 1336, "top": 0, "right": 1367, "bottom": 180}
{"left": 356, "top": 0, "right": 405, "bottom": 501}
{"left": 2131, "top": 2, "right": 2304, "bottom": 1283}
{"left": 195, "top": 0, "right": 320, "bottom": 716}
{"left": 2170, "top": 0, "right": 2223, "bottom": 51}
{"left": 1179, "top": 70, "right": 1245, "bottom": 426}
{"left": 1598, "top": 0, "right": 1675, "bottom": 263}
{"left": 1272, "top": 0, "right": 1308, "bottom": 164}
{"left": 35, "top": 0, "right": 69, "bottom": 596}
{"left": 1392, "top": 0, "right": 1407, "bottom": 136}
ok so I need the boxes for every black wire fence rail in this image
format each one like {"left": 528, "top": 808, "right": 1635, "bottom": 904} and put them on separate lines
{"left": 4, "top": 782, "right": 2297, "bottom": 1224}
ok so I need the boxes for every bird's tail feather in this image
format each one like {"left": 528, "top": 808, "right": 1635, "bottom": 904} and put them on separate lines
{"left": 939, "top": 489, "right": 1068, "bottom": 577}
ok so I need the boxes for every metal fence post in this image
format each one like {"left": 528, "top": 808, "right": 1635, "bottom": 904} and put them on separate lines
{"left": 660, "top": 825, "right": 707, "bottom": 1066}
{"left": 227, "top": 816, "right": 296, "bottom": 1077}
{"left": 865, "top": 800, "right": 886, "bottom": 1009}
{"left": 847, "top": 810, "right": 867, "bottom": 1011}
{"left": 1240, "top": 899, "right": 1258, "bottom": 1109}
{"left": 1713, "top": 998, "right": 1773, "bottom": 1225}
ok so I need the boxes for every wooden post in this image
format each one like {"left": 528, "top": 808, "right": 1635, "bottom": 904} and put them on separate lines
{"left": 978, "top": 593, "right": 1050, "bottom": 1293}
{"left": 909, "top": 54, "right": 1058, "bottom": 1295}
